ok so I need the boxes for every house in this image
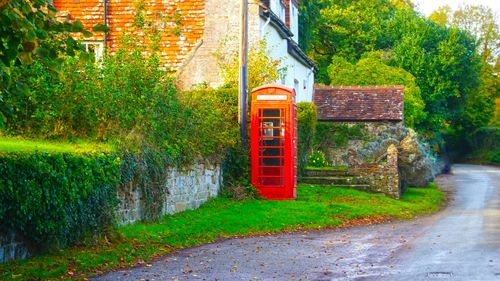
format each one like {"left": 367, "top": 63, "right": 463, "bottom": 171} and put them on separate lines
{"left": 52, "top": 0, "right": 317, "bottom": 102}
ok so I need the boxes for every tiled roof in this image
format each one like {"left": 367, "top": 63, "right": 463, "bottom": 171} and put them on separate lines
{"left": 313, "top": 86, "right": 404, "bottom": 121}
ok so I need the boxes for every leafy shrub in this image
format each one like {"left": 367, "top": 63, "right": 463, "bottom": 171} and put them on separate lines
{"left": 0, "top": 151, "right": 121, "bottom": 251}
{"left": 308, "top": 150, "right": 329, "bottom": 167}
{"left": 178, "top": 88, "right": 240, "bottom": 161}
{"left": 468, "top": 127, "right": 500, "bottom": 151}
{"left": 314, "top": 122, "right": 368, "bottom": 151}
{"left": 490, "top": 151, "right": 500, "bottom": 164}
{"left": 297, "top": 102, "right": 317, "bottom": 176}
{"left": 3, "top": 53, "right": 240, "bottom": 167}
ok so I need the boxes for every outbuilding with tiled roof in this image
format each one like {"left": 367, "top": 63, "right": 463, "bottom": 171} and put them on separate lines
{"left": 313, "top": 85, "right": 404, "bottom": 123}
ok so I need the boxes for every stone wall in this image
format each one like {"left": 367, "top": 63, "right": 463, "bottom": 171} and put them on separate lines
{"left": 117, "top": 163, "right": 222, "bottom": 225}
{"left": 1, "top": 162, "right": 222, "bottom": 263}
{"left": 349, "top": 144, "right": 400, "bottom": 198}
{"left": 0, "top": 231, "right": 30, "bottom": 264}
{"left": 322, "top": 122, "right": 397, "bottom": 166}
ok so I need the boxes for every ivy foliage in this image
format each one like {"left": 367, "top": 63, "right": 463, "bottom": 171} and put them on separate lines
{"left": 0, "top": 151, "right": 121, "bottom": 251}
{"left": 314, "top": 123, "right": 367, "bottom": 152}
{"left": 297, "top": 102, "right": 317, "bottom": 176}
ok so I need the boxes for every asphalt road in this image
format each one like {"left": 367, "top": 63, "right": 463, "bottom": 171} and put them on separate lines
{"left": 93, "top": 164, "right": 500, "bottom": 281}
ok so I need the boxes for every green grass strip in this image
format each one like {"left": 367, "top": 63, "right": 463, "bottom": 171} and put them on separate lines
{"left": 0, "top": 184, "right": 445, "bottom": 280}
{"left": 0, "top": 136, "right": 114, "bottom": 154}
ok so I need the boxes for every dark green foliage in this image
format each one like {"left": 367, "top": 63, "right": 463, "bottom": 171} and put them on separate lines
{"left": 468, "top": 127, "right": 500, "bottom": 151}
{"left": 222, "top": 145, "right": 250, "bottom": 188}
{"left": 178, "top": 88, "right": 240, "bottom": 161}
{"left": 119, "top": 149, "right": 171, "bottom": 222}
{"left": 314, "top": 122, "right": 367, "bottom": 151}
{"left": 0, "top": 0, "right": 89, "bottom": 128}
{"left": 0, "top": 151, "right": 121, "bottom": 251}
{"left": 297, "top": 103, "right": 317, "bottom": 176}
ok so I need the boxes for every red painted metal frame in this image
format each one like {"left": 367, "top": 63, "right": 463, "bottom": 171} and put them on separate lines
{"left": 250, "top": 84, "right": 297, "bottom": 200}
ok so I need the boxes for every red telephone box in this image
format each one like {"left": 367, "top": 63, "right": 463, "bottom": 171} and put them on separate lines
{"left": 250, "top": 84, "right": 297, "bottom": 200}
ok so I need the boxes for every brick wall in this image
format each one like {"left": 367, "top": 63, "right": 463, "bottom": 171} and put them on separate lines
{"left": 54, "top": 0, "right": 205, "bottom": 70}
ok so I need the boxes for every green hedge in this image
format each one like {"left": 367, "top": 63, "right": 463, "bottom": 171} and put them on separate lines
{"left": 0, "top": 151, "right": 121, "bottom": 251}
{"left": 297, "top": 102, "right": 317, "bottom": 176}
{"left": 468, "top": 127, "right": 500, "bottom": 151}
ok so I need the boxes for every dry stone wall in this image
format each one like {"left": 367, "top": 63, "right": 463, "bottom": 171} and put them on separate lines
{"left": 349, "top": 144, "right": 400, "bottom": 198}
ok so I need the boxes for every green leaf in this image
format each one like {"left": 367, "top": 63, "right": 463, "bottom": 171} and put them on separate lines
{"left": 92, "top": 24, "right": 109, "bottom": 32}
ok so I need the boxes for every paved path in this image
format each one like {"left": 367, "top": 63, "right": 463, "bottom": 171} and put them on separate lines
{"left": 93, "top": 164, "right": 500, "bottom": 281}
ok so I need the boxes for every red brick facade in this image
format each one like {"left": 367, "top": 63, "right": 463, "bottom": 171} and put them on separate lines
{"left": 53, "top": 0, "right": 205, "bottom": 70}
{"left": 313, "top": 86, "right": 404, "bottom": 122}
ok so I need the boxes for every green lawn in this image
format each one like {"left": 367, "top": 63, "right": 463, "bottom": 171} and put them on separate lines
{"left": 0, "top": 184, "right": 445, "bottom": 281}
{"left": 0, "top": 136, "right": 113, "bottom": 154}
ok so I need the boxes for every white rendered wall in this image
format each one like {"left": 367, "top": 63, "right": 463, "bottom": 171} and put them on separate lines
{"left": 260, "top": 18, "right": 314, "bottom": 102}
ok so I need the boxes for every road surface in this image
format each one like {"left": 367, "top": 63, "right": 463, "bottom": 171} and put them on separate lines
{"left": 93, "top": 164, "right": 500, "bottom": 281}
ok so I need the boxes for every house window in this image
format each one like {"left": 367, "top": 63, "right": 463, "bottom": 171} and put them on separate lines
{"left": 294, "top": 79, "right": 300, "bottom": 95}
{"left": 82, "top": 41, "right": 104, "bottom": 62}
{"left": 270, "top": 0, "right": 286, "bottom": 21}
{"left": 281, "top": 74, "right": 287, "bottom": 85}
{"left": 290, "top": 4, "right": 299, "bottom": 42}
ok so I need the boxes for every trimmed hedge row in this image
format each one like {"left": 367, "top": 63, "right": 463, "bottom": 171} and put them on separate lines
{"left": 0, "top": 152, "right": 121, "bottom": 251}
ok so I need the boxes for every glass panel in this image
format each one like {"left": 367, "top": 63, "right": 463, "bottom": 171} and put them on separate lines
{"left": 258, "top": 108, "right": 285, "bottom": 187}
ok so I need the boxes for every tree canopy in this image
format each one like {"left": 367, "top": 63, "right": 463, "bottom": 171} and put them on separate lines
{"left": 301, "top": 0, "right": 497, "bottom": 144}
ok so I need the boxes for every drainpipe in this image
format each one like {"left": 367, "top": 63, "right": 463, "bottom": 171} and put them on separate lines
{"left": 239, "top": 0, "right": 249, "bottom": 146}
{"left": 103, "top": 0, "right": 108, "bottom": 46}
{"left": 261, "top": 16, "right": 271, "bottom": 38}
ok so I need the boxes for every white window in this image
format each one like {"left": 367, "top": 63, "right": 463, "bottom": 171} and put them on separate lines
{"left": 290, "top": 4, "right": 299, "bottom": 42}
{"left": 270, "top": 0, "right": 286, "bottom": 21}
{"left": 294, "top": 79, "right": 300, "bottom": 95}
{"left": 82, "top": 41, "right": 104, "bottom": 62}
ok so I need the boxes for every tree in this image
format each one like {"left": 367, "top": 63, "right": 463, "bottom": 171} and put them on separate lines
{"left": 0, "top": 0, "right": 88, "bottom": 127}
{"left": 305, "top": 0, "right": 416, "bottom": 84}
{"left": 328, "top": 51, "right": 426, "bottom": 129}
{"left": 430, "top": 5, "right": 499, "bottom": 65}
{"left": 429, "top": 5, "right": 500, "bottom": 129}
{"left": 215, "top": 40, "right": 283, "bottom": 90}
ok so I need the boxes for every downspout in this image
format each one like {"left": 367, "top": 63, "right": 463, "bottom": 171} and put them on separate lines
{"left": 261, "top": 16, "right": 271, "bottom": 38}
{"left": 103, "top": 0, "right": 108, "bottom": 46}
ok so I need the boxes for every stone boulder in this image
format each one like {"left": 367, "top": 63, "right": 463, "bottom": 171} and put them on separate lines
{"left": 398, "top": 129, "right": 441, "bottom": 187}
{"left": 355, "top": 125, "right": 441, "bottom": 187}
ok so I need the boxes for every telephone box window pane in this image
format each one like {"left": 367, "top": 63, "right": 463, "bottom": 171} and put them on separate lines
{"left": 263, "top": 109, "right": 281, "bottom": 117}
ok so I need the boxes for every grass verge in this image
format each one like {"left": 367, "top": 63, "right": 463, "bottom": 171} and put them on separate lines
{"left": 0, "top": 136, "right": 114, "bottom": 154}
{"left": 0, "top": 184, "right": 445, "bottom": 280}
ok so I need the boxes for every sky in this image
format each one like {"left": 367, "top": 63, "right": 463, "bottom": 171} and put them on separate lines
{"left": 412, "top": 0, "right": 500, "bottom": 16}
